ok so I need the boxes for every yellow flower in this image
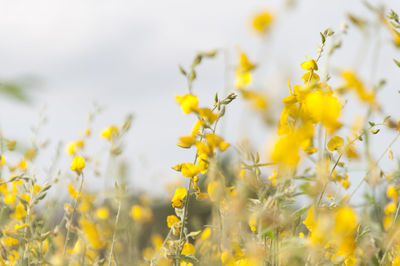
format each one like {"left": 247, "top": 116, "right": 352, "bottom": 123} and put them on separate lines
{"left": 181, "top": 242, "right": 195, "bottom": 255}
{"left": 235, "top": 71, "right": 252, "bottom": 89}
{"left": 4, "top": 194, "right": 16, "bottom": 205}
{"left": 70, "top": 156, "right": 85, "bottom": 172}
{"left": 171, "top": 187, "right": 187, "bottom": 208}
{"left": 75, "top": 140, "right": 84, "bottom": 147}
{"left": 300, "top": 59, "right": 318, "bottom": 71}
{"left": 248, "top": 212, "right": 257, "bottom": 232}
{"left": 384, "top": 202, "right": 396, "bottom": 215}
{"left": 196, "top": 108, "right": 218, "bottom": 123}
{"left": 235, "top": 52, "right": 256, "bottom": 89}
{"left": 205, "top": 134, "right": 230, "bottom": 152}
{"left": 191, "top": 120, "right": 203, "bottom": 136}
{"left": 340, "top": 71, "right": 375, "bottom": 104}
{"left": 96, "top": 207, "right": 109, "bottom": 220}
{"left": 221, "top": 251, "right": 235, "bottom": 265}
{"left": 175, "top": 94, "right": 199, "bottom": 114}
{"left": 8, "top": 250, "right": 19, "bottom": 264}
{"left": 195, "top": 141, "right": 212, "bottom": 157}
{"left": 83, "top": 128, "right": 91, "bottom": 136}
{"left": 334, "top": 206, "right": 357, "bottom": 235}
{"left": 66, "top": 140, "right": 85, "bottom": 156}
{"left": 180, "top": 163, "right": 200, "bottom": 178}
{"left": 240, "top": 89, "right": 268, "bottom": 110}
{"left": 268, "top": 170, "right": 277, "bottom": 186}
{"left": 14, "top": 224, "right": 29, "bottom": 231}
{"left": 387, "top": 185, "right": 398, "bottom": 201}
{"left": 301, "top": 71, "right": 320, "bottom": 84}
{"left": 3, "top": 237, "right": 19, "bottom": 246}
{"left": 303, "top": 206, "right": 316, "bottom": 232}
{"left": 271, "top": 134, "right": 300, "bottom": 166}
{"left": 383, "top": 215, "right": 393, "bottom": 231}
{"left": 332, "top": 235, "right": 356, "bottom": 260}
{"left": 393, "top": 255, "right": 400, "bottom": 266}
{"left": 341, "top": 179, "right": 350, "bottom": 189}
{"left": 327, "top": 136, "right": 344, "bottom": 152}
{"left": 177, "top": 135, "right": 196, "bottom": 148}
{"left": 15, "top": 202, "right": 27, "bottom": 221}
{"left": 79, "top": 218, "right": 104, "bottom": 250}
{"left": 68, "top": 184, "right": 78, "bottom": 199}
{"left": 167, "top": 215, "right": 180, "bottom": 228}
{"left": 21, "top": 193, "right": 30, "bottom": 203}
{"left": 23, "top": 148, "right": 34, "bottom": 161}
{"left": 237, "top": 52, "right": 256, "bottom": 73}
{"left": 30, "top": 184, "right": 41, "bottom": 195}
{"left": 304, "top": 90, "right": 341, "bottom": 132}
{"left": 252, "top": 11, "right": 273, "bottom": 34}
{"left": 383, "top": 17, "right": 400, "bottom": 47}
{"left": 197, "top": 153, "right": 209, "bottom": 174}
{"left": 17, "top": 159, "right": 28, "bottom": 171}
{"left": 0, "top": 155, "right": 5, "bottom": 167}
{"left": 201, "top": 228, "right": 211, "bottom": 239}
{"left": 66, "top": 142, "right": 76, "bottom": 155}
{"left": 131, "top": 205, "right": 143, "bottom": 220}
{"left": 100, "top": 125, "right": 119, "bottom": 140}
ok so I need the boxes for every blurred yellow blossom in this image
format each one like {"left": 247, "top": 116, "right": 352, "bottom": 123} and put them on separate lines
{"left": 100, "top": 125, "right": 119, "bottom": 140}
{"left": 175, "top": 94, "right": 199, "bottom": 114}
{"left": 300, "top": 59, "right": 318, "bottom": 71}
{"left": 252, "top": 11, "right": 273, "bottom": 34}
{"left": 171, "top": 187, "right": 187, "bottom": 208}
{"left": 70, "top": 155, "right": 85, "bottom": 172}
{"left": 327, "top": 136, "right": 344, "bottom": 152}
{"left": 96, "top": 207, "right": 109, "bottom": 220}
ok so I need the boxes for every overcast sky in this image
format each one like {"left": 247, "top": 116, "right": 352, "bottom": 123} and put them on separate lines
{"left": 0, "top": 0, "right": 399, "bottom": 195}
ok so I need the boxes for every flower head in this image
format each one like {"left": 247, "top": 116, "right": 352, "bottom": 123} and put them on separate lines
{"left": 252, "top": 11, "right": 274, "bottom": 34}
{"left": 171, "top": 187, "right": 187, "bottom": 208}
{"left": 101, "top": 126, "right": 119, "bottom": 140}
{"left": 175, "top": 94, "right": 199, "bottom": 114}
{"left": 71, "top": 156, "right": 85, "bottom": 173}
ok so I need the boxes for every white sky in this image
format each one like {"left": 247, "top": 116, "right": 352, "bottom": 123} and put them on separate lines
{"left": 0, "top": 0, "right": 399, "bottom": 196}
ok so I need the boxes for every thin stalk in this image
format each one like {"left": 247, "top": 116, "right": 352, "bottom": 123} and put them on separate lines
{"left": 176, "top": 179, "right": 193, "bottom": 264}
{"left": 63, "top": 173, "right": 85, "bottom": 256}
{"left": 151, "top": 230, "right": 173, "bottom": 265}
{"left": 349, "top": 132, "right": 400, "bottom": 200}
{"left": 393, "top": 201, "right": 400, "bottom": 225}
{"left": 317, "top": 153, "right": 343, "bottom": 205}
{"left": 22, "top": 180, "right": 35, "bottom": 265}
{"left": 108, "top": 199, "right": 122, "bottom": 266}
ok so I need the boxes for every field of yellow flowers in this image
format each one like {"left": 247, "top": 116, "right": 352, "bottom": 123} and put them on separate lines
{"left": 2, "top": 2, "right": 400, "bottom": 266}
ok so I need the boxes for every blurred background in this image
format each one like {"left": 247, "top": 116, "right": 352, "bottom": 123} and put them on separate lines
{"left": 0, "top": 0, "right": 399, "bottom": 196}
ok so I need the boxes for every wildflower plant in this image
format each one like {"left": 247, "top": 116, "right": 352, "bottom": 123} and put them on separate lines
{"left": 2, "top": 2, "right": 400, "bottom": 266}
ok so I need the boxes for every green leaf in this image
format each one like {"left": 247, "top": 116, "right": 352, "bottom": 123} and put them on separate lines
{"left": 0, "top": 82, "right": 30, "bottom": 102}
{"left": 191, "top": 55, "right": 202, "bottom": 68}
{"left": 369, "top": 128, "right": 380, "bottom": 134}
{"left": 187, "top": 230, "right": 202, "bottom": 239}
{"left": 178, "top": 65, "right": 187, "bottom": 76}
{"left": 394, "top": 58, "right": 400, "bottom": 68}
{"left": 320, "top": 32, "right": 326, "bottom": 43}
{"left": 202, "top": 50, "right": 217, "bottom": 57}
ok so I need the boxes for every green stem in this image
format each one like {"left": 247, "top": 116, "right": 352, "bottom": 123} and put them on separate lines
{"left": 63, "top": 173, "right": 85, "bottom": 257}
{"left": 108, "top": 199, "right": 122, "bottom": 266}
{"left": 176, "top": 179, "right": 193, "bottom": 264}
{"left": 349, "top": 132, "right": 400, "bottom": 200}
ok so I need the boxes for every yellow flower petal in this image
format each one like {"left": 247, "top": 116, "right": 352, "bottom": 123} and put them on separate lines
{"left": 327, "top": 136, "right": 344, "bottom": 152}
